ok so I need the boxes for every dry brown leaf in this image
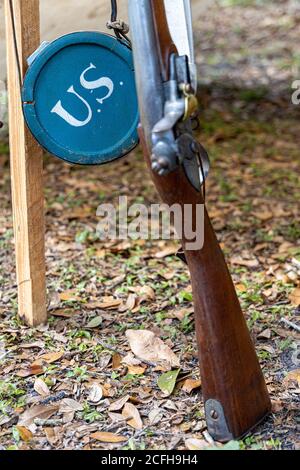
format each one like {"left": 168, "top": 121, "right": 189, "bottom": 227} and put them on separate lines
{"left": 258, "top": 329, "right": 272, "bottom": 340}
{"left": 44, "top": 427, "right": 61, "bottom": 446}
{"left": 108, "top": 395, "right": 130, "bottom": 412}
{"left": 59, "top": 398, "right": 83, "bottom": 413}
{"left": 112, "top": 353, "right": 122, "bottom": 370}
{"left": 271, "top": 400, "right": 284, "bottom": 413}
{"left": 289, "top": 287, "right": 300, "bottom": 307}
{"left": 127, "top": 365, "right": 146, "bottom": 375}
{"left": 126, "top": 329, "right": 180, "bottom": 369}
{"left": 139, "top": 286, "right": 155, "bottom": 302}
{"left": 283, "top": 369, "right": 300, "bottom": 388}
{"left": 107, "top": 412, "right": 126, "bottom": 423}
{"left": 18, "top": 404, "right": 59, "bottom": 428}
{"left": 102, "top": 383, "right": 113, "bottom": 398}
{"left": 235, "top": 283, "right": 247, "bottom": 293}
{"left": 258, "top": 344, "right": 275, "bottom": 355}
{"left": 34, "top": 350, "right": 64, "bottom": 365}
{"left": 252, "top": 210, "right": 273, "bottom": 221}
{"left": 121, "top": 353, "right": 142, "bottom": 366}
{"left": 87, "top": 383, "right": 103, "bottom": 404}
{"left": 172, "top": 307, "right": 193, "bottom": 321}
{"left": 16, "top": 426, "right": 33, "bottom": 442}
{"left": 155, "top": 246, "right": 178, "bottom": 258}
{"left": 89, "top": 297, "right": 122, "bottom": 310}
{"left": 182, "top": 379, "right": 202, "bottom": 394}
{"left": 59, "top": 289, "right": 81, "bottom": 302}
{"left": 50, "top": 309, "right": 78, "bottom": 318}
{"left": 34, "top": 378, "right": 50, "bottom": 397}
{"left": 16, "top": 364, "right": 44, "bottom": 378}
{"left": 185, "top": 438, "right": 209, "bottom": 451}
{"left": 90, "top": 432, "right": 127, "bottom": 443}
{"left": 148, "top": 407, "right": 163, "bottom": 426}
{"left": 122, "top": 403, "right": 143, "bottom": 430}
{"left": 231, "top": 256, "right": 259, "bottom": 268}
{"left": 126, "top": 293, "right": 138, "bottom": 311}
{"left": 65, "top": 207, "right": 92, "bottom": 220}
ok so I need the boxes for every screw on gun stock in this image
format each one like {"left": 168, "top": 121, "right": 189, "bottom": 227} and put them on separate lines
{"left": 190, "top": 141, "right": 199, "bottom": 153}
{"left": 210, "top": 409, "right": 219, "bottom": 420}
{"left": 151, "top": 155, "right": 171, "bottom": 174}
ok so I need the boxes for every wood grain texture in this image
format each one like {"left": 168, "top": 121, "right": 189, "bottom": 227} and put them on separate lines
{"left": 151, "top": 0, "right": 177, "bottom": 81}
{"left": 139, "top": 125, "right": 271, "bottom": 440}
{"left": 5, "top": 0, "right": 47, "bottom": 326}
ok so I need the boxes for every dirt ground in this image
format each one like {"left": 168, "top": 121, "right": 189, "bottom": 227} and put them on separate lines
{"left": 0, "top": 0, "right": 299, "bottom": 451}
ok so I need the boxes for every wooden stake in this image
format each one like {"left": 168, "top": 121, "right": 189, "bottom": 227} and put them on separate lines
{"left": 4, "top": 0, "right": 47, "bottom": 326}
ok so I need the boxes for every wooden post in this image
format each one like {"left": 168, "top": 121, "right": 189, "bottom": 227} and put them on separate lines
{"left": 4, "top": 0, "right": 47, "bottom": 326}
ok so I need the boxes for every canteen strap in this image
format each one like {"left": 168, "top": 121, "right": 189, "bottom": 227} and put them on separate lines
{"left": 106, "top": 0, "right": 132, "bottom": 48}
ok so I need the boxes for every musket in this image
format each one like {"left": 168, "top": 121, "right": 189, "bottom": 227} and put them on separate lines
{"left": 128, "top": 0, "right": 271, "bottom": 442}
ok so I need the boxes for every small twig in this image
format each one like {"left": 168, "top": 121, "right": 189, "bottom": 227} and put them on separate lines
{"left": 281, "top": 318, "right": 300, "bottom": 333}
{"left": 34, "top": 418, "right": 63, "bottom": 427}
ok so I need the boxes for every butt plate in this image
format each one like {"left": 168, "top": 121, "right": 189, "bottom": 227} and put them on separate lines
{"left": 205, "top": 399, "right": 234, "bottom": 442}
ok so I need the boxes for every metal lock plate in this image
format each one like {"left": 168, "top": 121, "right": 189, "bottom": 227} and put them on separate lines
{"left": 22, "top": 32, "right": 139, "bottom": 165}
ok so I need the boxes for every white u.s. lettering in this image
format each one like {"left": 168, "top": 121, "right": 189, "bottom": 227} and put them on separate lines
{"left": 51, "top": 63, "right": 115, "bottom": 127}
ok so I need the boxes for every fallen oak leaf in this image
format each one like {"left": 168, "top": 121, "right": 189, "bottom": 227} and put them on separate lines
{"left": 87, "top": 383, "right": 103, "bottom": 405}
{"left": 40, "top": 350, "right": 64, "bottom": 363}
{"left": 90, "top": 432, "right": 127, "bottom": 443}
{"left": 108, "top": 412, "right": 127, "bottom": 423}
{"left": 16, "top": 364, "right": 44, "bottom": 378}
{"left": 155, "top": 246, "right": 178, "bottom": 258}
{"left": 148, "top": 407, "right": 163, "bottom": 426}
{"left": 59, "top": 289, "right": 81, "bottom": 302}
{"left": 235, "top": 283, "right": 247, "bottom": 293}
{"left": 289, "top": 287, "right": 300, "bottom": 307}
{"left": 231, "top": 256, "right": 259, "bottom": 268}
{"left": 88, "top": 297, "right": 122, "bottom": 310}
{"left": 121, "top": 353, "right": 141, "bottom": 366}
{"left": 251, "top": 210, "right": 273, "bottom": 221}
{"left": 16, "top": 426, "right": 33, "bottom": 442}
{"left": 112, "top": 353, "right": 122, "bottom": 370}
{"left": 33, "top": 350, "right": 64, "bottom": 366}
{"left": 171, "top": 307, "right": 193, "bottom": 321}
{"left": 139, "top": 285, "right": 155, "bottom": 302}
{"left": 108, "top": 395, "right": 130, "bottom": 412}
{"left": 126, "top": 329, "right": 180, "bottom": 369}
{"left": 126, "top": 293, "right": 138, "bottom": 311}
{"left": 59, "top": 398, "right": 83, "bottom": 413}
{"left": 34, "top": 378, "right": 50, "bottom": 397}
{"left": 257, "top": 328, "right": 272, "bottom": 340}
{"left": 182, "top": 378, "right": 202, "bottom": 394}
{"left": 122, "top": 403, "right": 143, "bottom": 430}
{"left": 44, "top": 427, "right": 61, "bottom": 446}
{"left": 18, "top": 404, "right": 59, "bottom": 429}
{"left": 127, "top": 365, "right": 146, "bottom": 375}
{"left": 283, "top": 369, "right": 300, "bottom": 388}
{"left": 185, "top": 438, "right": 211, "bottom": 451}
{"left": 50, "top": 309, "right": 78, "bottom": 318}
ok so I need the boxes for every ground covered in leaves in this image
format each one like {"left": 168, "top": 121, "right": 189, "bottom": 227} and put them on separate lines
{"left": 0, "top": 0, "right": 300, "bottom": 452}
{"left": 0, "top": 94, "right": 299, "bottom": 450}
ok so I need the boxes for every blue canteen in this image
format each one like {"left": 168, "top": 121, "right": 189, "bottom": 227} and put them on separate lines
{"left": 22, "top": 32, "right": 139, "bottom": 165}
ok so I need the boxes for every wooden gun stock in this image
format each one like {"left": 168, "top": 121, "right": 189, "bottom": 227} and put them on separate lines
{"left": 139, "top": 126, "right": 271, "bottom": 441}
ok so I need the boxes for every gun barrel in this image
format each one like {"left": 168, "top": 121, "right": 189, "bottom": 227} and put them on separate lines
{"left": 128, "top": 0, "right": 164, "bottom": 149}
